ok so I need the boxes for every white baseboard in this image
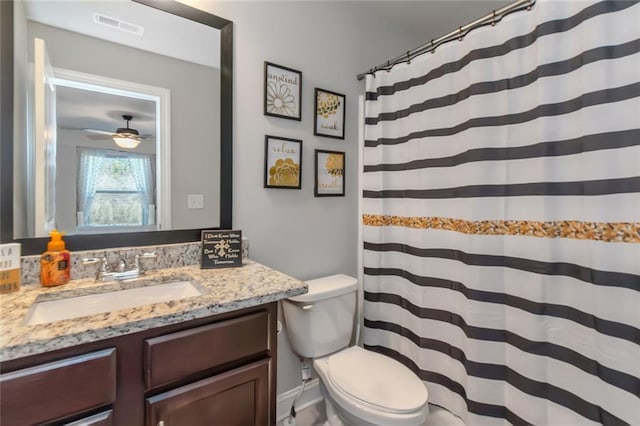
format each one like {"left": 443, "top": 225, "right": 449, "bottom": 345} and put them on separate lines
{"left": 276, "top": 378, "right": 323, "bottom": 423}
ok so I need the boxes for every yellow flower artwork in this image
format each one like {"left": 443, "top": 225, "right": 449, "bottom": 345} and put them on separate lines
{"left": 269, "top": 158, "right": 300, "bottom": 186}
{"left": 317, "top": 92, "right": 341, "bottom": 119}
{"left": 325, "top": 153, "right": 344, "bottom": 177}
{"left": 314, "top": 89, "right": 345, "bottom": 139}
{"left": 315, "top": 150, "right": 344, "bottom": 196}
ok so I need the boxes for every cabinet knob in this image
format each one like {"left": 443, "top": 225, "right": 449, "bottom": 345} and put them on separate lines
{"left": 158, "top": 421, "right": 165, "bottom": 426}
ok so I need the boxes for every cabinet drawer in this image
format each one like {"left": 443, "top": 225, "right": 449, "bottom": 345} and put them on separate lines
{"left": 146, "top": 358, "right": 269, "bottom": 426}
{"left": 0, "top": 348, "right": 116, "bottom": 425}
{"left": 64, "top": 409, "right": 114, "bottom": 426}
{"left": 144, "top": 311, "right": 269, "bottom": 390}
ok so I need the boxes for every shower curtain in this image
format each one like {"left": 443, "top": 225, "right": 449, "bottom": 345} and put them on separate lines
{"left": 362, "top": 1, "right": 639, "bottom": 424}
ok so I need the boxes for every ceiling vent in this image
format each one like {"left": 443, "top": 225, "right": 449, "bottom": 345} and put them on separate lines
{"left": 93, "top": 13, "right": 144, "bottom": 36}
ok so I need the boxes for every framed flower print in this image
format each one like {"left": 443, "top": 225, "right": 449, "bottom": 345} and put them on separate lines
{"left": 314, "top": 88, "right": 345, "bottom": 139}
{"left": 264, "top": 135, "right": 302, "bottom": 189}
{"left": 264, "top": 62, "right": 302, "bottom": 120}
{"left": 314, "top": 150, "right": 345, "bottom": 197}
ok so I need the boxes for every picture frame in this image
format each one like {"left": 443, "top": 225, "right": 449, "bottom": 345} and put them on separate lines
{"left": 314, "top": 88, "right": 345, "bottom": 139}
{"left": 264, "top": 135, "right": 302, "bottom": 189}
{"left": 314, "top": 150, "right": 345, "bottom": 197}
{"left": 264, "top": 62, "right": 302, "bottom": 120}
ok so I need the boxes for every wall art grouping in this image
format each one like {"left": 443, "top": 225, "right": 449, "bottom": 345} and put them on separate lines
{"left": 263, "top": 135, "right": 345, "bottom": 197}
{"left": 263, "top": 61, "right": 346, "bottom": 196}
{"left": 263, "top": 61, "right": 347, "bottom": 138}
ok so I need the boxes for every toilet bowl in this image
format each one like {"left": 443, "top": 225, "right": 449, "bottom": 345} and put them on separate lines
{"left": 314, "top": 346, "right": 429, "bottom": 426}
{"left": 282, "top": 274, "right": 429, "bottom": 426}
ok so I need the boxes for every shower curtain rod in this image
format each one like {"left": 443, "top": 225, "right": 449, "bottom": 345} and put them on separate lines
{"left": 356, "top": 0, "right": 535, "bottom": 81}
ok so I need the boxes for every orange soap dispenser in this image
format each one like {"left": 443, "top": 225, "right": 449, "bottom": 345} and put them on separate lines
{"left": 40, "top": 230, "right": 71, "bottom": 287}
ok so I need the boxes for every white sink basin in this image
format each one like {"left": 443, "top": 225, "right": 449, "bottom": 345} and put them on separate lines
{"left": 24, "top": 281, "right": 202, "bottom": 326}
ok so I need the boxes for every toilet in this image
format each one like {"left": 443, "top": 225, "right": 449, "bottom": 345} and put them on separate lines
{"left": 282, "top": 274, "right": 429, "bottom": 426}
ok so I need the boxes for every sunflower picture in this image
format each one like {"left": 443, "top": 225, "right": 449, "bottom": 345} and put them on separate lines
{"left": 325, "top": 153, "right": 344, "bottom": 177}
{"left": 264, "top": 62, "right": 302, "bottom": 120}
{"left": 314, "top": 150, "right": 345, "bottom": 196}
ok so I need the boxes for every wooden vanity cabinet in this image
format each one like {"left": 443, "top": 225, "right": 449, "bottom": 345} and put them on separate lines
{"left": 0, "top": 302, "right": 278, "bottom": 426}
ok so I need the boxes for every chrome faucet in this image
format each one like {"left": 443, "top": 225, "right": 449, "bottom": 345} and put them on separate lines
{"left": 116, "top": 251, "right": 127, "bottom": 272}
{"left": 82, "top": 251, "right": 157, "bottom": 282}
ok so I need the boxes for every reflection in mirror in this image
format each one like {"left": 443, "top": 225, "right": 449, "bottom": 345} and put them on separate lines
{"left": 13, "top": 0, "right": 222, "bottom": 239}
{"left": 56, "top": 83, "right": 159, "bottom": 234}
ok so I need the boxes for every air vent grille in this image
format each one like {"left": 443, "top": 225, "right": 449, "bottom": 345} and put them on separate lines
{"left": 93, "top": 13, "right": 144, "bottom": 36}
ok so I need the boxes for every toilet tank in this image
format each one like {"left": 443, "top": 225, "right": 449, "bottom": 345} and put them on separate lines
{"left": 282, "top": 274, "right": 358, "bottom": 359}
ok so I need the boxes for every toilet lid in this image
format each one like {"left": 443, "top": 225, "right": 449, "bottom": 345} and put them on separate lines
{"left": 327, "top": 347, "right": 428, "bottom": 414}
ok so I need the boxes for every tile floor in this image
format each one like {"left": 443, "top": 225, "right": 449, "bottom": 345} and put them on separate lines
{"left": 282, "top": 400, "right": 465, "bottom": 426}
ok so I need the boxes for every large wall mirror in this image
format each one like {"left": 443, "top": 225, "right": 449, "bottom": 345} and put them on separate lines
{"left": 0, "top": 0, "right": 233, "bottom": 255}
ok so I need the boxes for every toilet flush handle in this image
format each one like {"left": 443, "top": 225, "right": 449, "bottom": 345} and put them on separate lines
{"left": 301, "top": 304, "right": 313, "bottom": 310}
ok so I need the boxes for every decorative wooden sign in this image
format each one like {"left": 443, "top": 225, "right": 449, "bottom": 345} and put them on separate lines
{"left": 201, "top": 230, "right": 243, "bottom": 269}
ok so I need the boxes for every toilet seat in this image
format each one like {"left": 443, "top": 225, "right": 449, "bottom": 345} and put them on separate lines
{"left": 314, "top": 346, "right": 428, "bottom": 426}
{"left": 327, "top": 346, "right": 428, "bottom": 414}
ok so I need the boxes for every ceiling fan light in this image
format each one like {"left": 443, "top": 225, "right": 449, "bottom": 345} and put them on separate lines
{"left": 113, "top": 136, "right": 140, "bottom": 149}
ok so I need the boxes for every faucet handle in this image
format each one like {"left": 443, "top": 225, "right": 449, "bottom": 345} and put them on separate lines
{"left": 134, "top": 252, "right": 157, "bottom": 274}
{"left": 116, "top": 250, "right": 128, "bottom": 272}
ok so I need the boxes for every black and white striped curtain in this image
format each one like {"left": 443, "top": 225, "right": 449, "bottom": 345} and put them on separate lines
{"left": 362, "top": 1, "right": 639, "bottom": 424}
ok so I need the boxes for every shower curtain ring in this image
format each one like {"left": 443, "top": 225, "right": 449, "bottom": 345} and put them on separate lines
{"left": 527, "top": 0, "right": 533, "bottom": 10}
{"left": 430, "top": 39, "right": 436, "bottom": 53}
{"left": 386, "top": 61, "right": 391, "bottom": 72}
{"left": 491, "top": 10, "right": 497, "bottom": 26}
{"left": 406, "top": 51, "right": 411, "bottom": 64}
{"left": 458, "top": 26, "right": 464, "bottom": 41}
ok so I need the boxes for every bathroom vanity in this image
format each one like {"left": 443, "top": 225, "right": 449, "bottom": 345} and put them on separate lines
{"left": 0, "top": 261, "right": 307, "bottom": 425}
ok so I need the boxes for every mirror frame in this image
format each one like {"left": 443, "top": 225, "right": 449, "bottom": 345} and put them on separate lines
{"left": 0, "top": 0, "right": 233, "bottom": 255}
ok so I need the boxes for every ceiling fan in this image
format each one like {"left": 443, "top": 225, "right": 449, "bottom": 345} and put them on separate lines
{"left": 83, "top": 114, "right": 152, "bottom": 149}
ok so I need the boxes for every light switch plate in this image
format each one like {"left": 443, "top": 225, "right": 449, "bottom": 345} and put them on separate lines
{"left": 187, "top": 194, "right": 204, "bottom": 209}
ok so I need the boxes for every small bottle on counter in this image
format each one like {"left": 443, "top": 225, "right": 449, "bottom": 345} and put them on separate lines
{"left": 40, "top": 230, "right": 71, "bottom": 287}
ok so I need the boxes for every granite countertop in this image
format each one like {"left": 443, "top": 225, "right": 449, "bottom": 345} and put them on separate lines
{"left": 0, "top": 261, "right": 307, "bottom": 362}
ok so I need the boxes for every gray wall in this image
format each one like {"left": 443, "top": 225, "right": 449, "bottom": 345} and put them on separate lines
{"left": 186, "top": 1, "right": 425, "bottom": 396}
{"left": 27, "top": 21, "right": 221, "bottom": 231}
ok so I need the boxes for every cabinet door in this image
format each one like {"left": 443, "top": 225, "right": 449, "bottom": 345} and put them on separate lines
{"left": 146, "top": 358, "right": 270, "bottom": 426}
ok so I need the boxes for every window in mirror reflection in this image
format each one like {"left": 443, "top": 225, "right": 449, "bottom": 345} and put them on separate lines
{"left": 77, "top": 149, "right": 156, "bottom": 231}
